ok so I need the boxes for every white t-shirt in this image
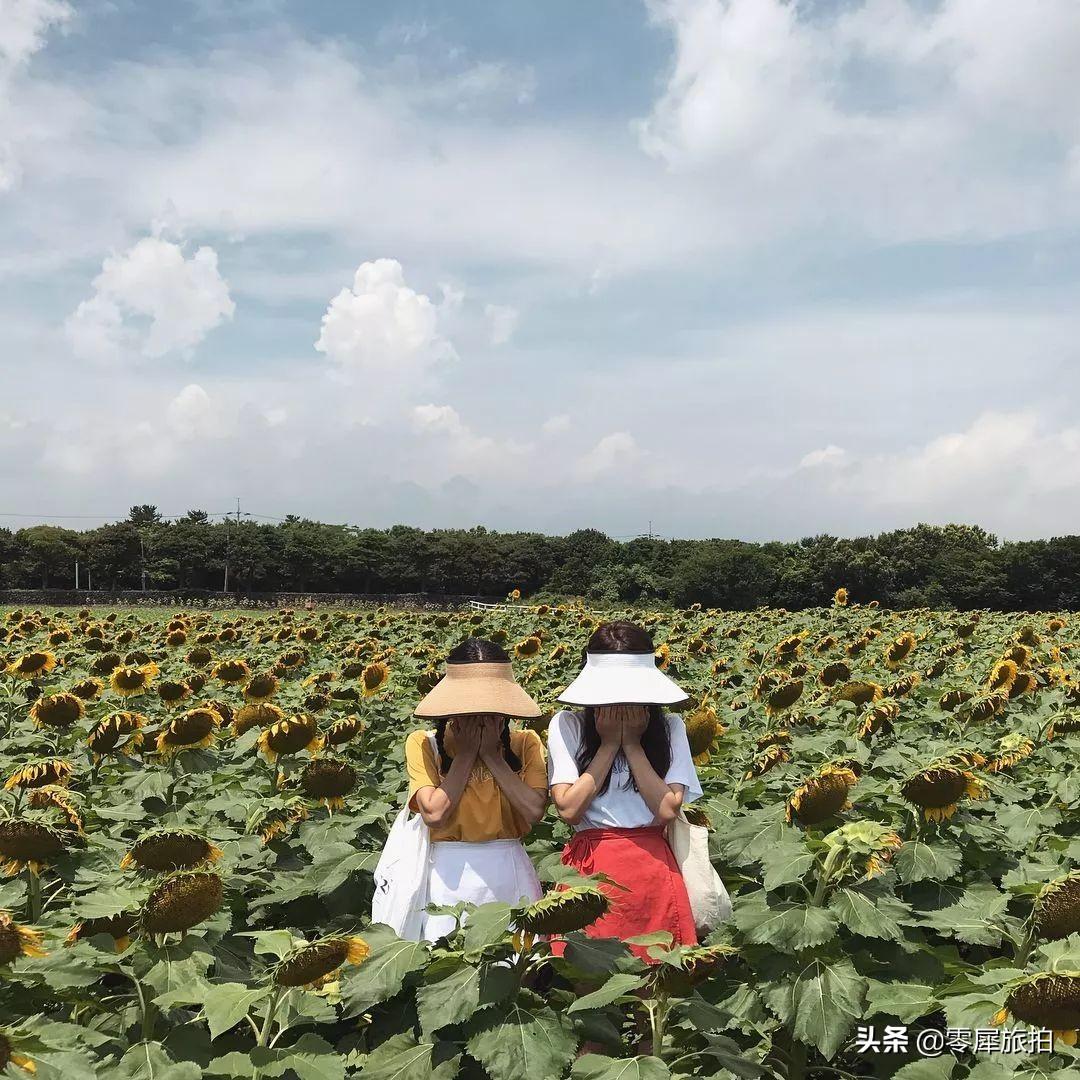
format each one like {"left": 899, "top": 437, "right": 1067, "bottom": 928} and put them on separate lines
{"left": 546, "top": 709, "right": 703, "bottom": 831}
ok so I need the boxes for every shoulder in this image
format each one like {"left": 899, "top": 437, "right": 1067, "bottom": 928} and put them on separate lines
{"left": 405, "top": 728, "right": 435, "bottom": 753}
{"left": 511, "top": 727, "right": 543, "bottom": 751}
{"left": 664, "top": 712, "right": 688, "bottom": 735}
{"left": 549, "top": 709, "right": 583, "bottom": 738}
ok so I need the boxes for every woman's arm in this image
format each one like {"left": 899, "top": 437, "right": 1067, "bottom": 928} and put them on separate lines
{"left": 549, "top": 710, "right": 622, "bottom": 826}
{"left": 413, "top": 721, "right": 479, "bottom": 828}
{"left": 621, "top": 706, "right": 685, "bottom": 825}
{"left": 479, "top": 718, "right": 547, "bottom": 825}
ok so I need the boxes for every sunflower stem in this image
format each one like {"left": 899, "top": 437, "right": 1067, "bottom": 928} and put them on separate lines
{"left": 811, "top": 846, "right": 844, "bottom": 908}
{"left": 133, "top": 976, "right": 155, "bottom": 1043}
{"left": 1014, "top": 922, "right": 1037, "bottom": 968}
{"left": 253, "top": 986, "right": 285, "bottom": 1078}
{"left": 25, "top": 867, "right": 42, "bottom": 922}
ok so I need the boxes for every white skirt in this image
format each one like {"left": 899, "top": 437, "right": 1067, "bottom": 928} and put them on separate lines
{"left": 423, "top": 839, "right": 542, "bottom": 942}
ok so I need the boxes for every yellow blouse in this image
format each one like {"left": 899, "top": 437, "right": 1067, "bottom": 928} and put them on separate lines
{"left": 405, "top": 727, "right": 548, "bottom": 842}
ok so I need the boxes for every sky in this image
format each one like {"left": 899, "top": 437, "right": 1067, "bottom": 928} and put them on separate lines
{"left": 3, "top": 0, "right": 1080, "bottom": 542}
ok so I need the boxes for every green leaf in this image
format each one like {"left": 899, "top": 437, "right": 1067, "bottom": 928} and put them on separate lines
{"left": 864, "top": 979, "right": 938, "bottom": 1022}
{"left": 892, "top": 1057, "right": 958, "bottom": 1080}
{"left": 894, "top": 842, "right": 962, "bottom": 884}
{"left": 116, "top": 1043, "right": 203, "bottom": 1080}
{"left": 762, "top": 957, "right": 867, "bottom": 1060}
{"left": 920, "top": 882, "right": 1008, "bottom": 946}
{"left": 559, "top": 933, "right": 640, "bottom": 977}
{"left": 733, "top": 893, "right": 839, "bottom": 954}
{"left": 760, "top": 840, "right": 815, "bottom": 891}
{"left": 828, "top": 885, "right": 911, "bottom": 941}
{"left": 467, "top": 1000, "right": 577, "bottom": 1080}
{"left": 236, "top": 929, "right": 297, "bottom": 959}
{"left": 720, "top": 810, "right": 791, "bottom": 865}
{"left": 342, "top": 925, "right": 430, "bottom": 1014}
{"left": 571, "top": 1055, "right": 671, "bottom": 1080}
{"left": 566, "top": 974, "right": 646, "bottom": 1014}
{"left": 202, "top": 982, "right": 266, "bottom": 1040}
{"left": 357, "top": 1033, "right": 459, "bottom": 1080}
{"left": 462, "top": 902, "right": 514, "bottom": 956}
{"left": 996, "top": 805, "right": 1062, "bottom": 848}
{"left": 69, "top": 884, "right": 145, "bottom": 920}
{"left": 208, "top": 1036, "right": 347, "bottom": 1080}
{"left": 416, "top": 960, "right": 482, "bottom": 1035}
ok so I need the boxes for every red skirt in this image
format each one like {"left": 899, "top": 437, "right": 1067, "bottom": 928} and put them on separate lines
{"left": 550, "top": 824, "right": 697, "bottom": 962}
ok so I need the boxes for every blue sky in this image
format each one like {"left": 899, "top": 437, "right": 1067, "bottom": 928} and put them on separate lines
{"left": 3, "top": 0, "right": 1080, "bottom": 541}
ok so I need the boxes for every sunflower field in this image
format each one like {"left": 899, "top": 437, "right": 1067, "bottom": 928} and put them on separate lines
{"left": 3, "top": 599, "right": 1080, "bottom": 1080}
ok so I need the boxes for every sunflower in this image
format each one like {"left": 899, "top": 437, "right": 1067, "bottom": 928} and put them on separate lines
{"left": 186, "top": 646, "right": 213, "bottom": 667}
{"left": 744, "top": 744, "right": 790, "bottom": 779}
{"left": 1048, "top": 618, "right": 1067, "bottom": 634}
{"left": 156, "top": 680, "right": 192, "bottom": 709}
{"left": 233, "top": 702, "right": 285, "bottom": 737}
{"left": 121, "top": 829, "right": 223, "bottom": 873}
{"left": 90, "top": 652, "right": 122, "bottom": 676}
{"left": 901, "top": 763, "right": 987, "bottom": 822}
{"left": 752, "top": 669, "right": 784, "bottom": 702}
{"left": 855, "top": 700, "right": 899, "bottom": 741}
{"left": 834, "top": 681, "right": 883, "bottom": 708}
{"left": 963, "top": 693, "right": 1009, "bottom": 723}
{"left": 324, "top": 715, "right": 364, "bottom": 748}
{"left": 517, "top": 885, "right": 610, "bottom": 936}
{"left": 514, "top": 636, "right": 542, "bottom": 660}
{"left": 303, "top": 691, "right": 331, "bottom": 714}
{"left": 109, "top": 663, "right": 158, "bottom": 697}
{"left": 939, "top": 689, "right": 973, "bottom": 712}
{"left": 66, "top": 911, "right": 139, "bottom": 953}
{"left": 986, "top": 733, "right": 1035, "bottom": 773}
{"left": 884, "top": 633, "right": 917, "bottom": 671}
{"left": 0, "top": 911, "right": 46, "bottom": 963}
{"left": 299, "top": 758, "right": 357, "bottom": 810}
{"left": 1033, "top": 874, "right": 1080, "bottom": 941}
{"left": 6, "top": 651, "right": 57, "bottom": 679}
{"left": 884, "top": 672, "right": 920, "bottom": 699}
{"left": 212, "top": 658, "right": 250, "bottom": 685}
{"left": 685, "top": 701, "right": 722, "bottom": 763}
{"left": 165, "top": 629, "right": 188, "bottom": 647}
{"left": 140, "top": 870, "right": 224, "bottom": 934}
{"left": 87, "top": 712, "right": 146, "bottom": 758}
{"left": 818, "top": 661, "right": 850, "bottom": 688}
{"left": 250, "top": 799, "right": 310, "bottom": 844}
{"left": 1008, "top": 671, "right": 1038, "bottom": 699}
{"left": 0, "top": 1030, "right": 36, "bottom": 1074}
{"left": 274, "top": 936, "right": 370, "bottom": 987}
{"left": 996, "top": 972, "right": 1080, "bottom": 1046}
{"left": 833, "top": 587, "right": 849, "bottom": 607}
{"left": 0, "top": 818, "right": 70, "bottom": 875}
{"left": 257, "top": 714, "right": 321, "bottom": 763}
{"left": 1005, "top": 643, "right": 1035, "bottom": 667}
{"left": 822, "top": 820, "right": 902, "bottom": 879}
{"left": 923, "top": 658, "right": 948, "bottom": 679}
{"left": 27, "top": 787, "right": 83, "bottom": 834}
{"left": 243, "top": 672, "right": 279, "bottom": 702}
{"left": 986, "top": 659, "right": 1019, "bottom": 695}
{"left": 361, "top": 661, "right": 390, "bottom": 696}
{"left": 766, "top": 678, "right": 803, "bottom": 718}
{"left": 4, "top": 759, "right": 73, "bottom": 792}
{"left": 785, "top": 764, "right": 858, "bottom": 827}
{"left": 69, "top": 677, "right": 104, "bottom": 701}
{"left": 156, "top": 708, "right": 220, "bottom": 758}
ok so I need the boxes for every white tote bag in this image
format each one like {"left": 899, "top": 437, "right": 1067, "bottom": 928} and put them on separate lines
{"left": 371, "top": 734, "right": 437, "bottom": 940}
{"left": 667, "top": 811, "right": 732, "bottom": 936}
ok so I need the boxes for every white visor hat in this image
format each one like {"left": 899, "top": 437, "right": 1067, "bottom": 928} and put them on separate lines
{"left": 558, "top": 651, "right": 689, "bottom": 707}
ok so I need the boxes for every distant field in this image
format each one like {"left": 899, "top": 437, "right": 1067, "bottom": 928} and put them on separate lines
{"left": 1, "top": 600, "right": 1076, "bottom": 1077}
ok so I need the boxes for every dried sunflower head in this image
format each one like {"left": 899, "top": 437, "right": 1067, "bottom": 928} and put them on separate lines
{"left": 257, "top": 714, "right": 321, "bottom": 763}
{"left": 273, "top": 936, "right": 370, "bottom": 987}
{"left": 87, "top": 712, "right": 146, "bottom": 758}
{"left": 140, "top": 870, "right": 224, "bottom": 934}
{"left": 901, "top": 762, "right": 987, "bottom": 822}
{"left": 299, "top": 758, "right": 357, "bottom": 809}
{"left": 1000, "top": 972, "right": 1080, "bottom": 1046}
{"left": 121, "top": 829, "right": 223, "bottom": 873}
{"left": 0, "top": 911, "right": 46, "bottom": 964}
{"left": 4, "top": 759, "right": 73, "bottom": 792}
{"left": 517, "top": 885, "right": 610, "bottom": 936}
{"left": 786, "top": 764, "right": 858, "bottom": 827}
{"left": 29, "top": 692, "right": 84, "bottom": 730}
{"left": 156, "top": 708, "right": 219, "bottom": 758}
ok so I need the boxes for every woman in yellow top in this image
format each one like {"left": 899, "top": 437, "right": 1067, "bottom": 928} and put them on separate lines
{"left": 405, "top": 637, "right": 548, "bottom": 941}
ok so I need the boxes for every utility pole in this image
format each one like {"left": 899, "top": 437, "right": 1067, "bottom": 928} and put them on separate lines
{"left": 223, "top": 498, "right": 241, "bottom": 594}
{"left": 139, "top": 532, "right": 147, "bottom": 591}
{"left": 74, "top": 560, "right": 79, "bottom": 589}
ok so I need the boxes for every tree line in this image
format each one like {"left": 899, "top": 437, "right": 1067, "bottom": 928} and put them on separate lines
{"left": 2, "top": 507, "right": 1079, "bottom": 610}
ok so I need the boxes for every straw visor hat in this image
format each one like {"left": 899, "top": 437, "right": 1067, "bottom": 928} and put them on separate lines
{"left": 558, "top": 651, "right": 689, "bottom": 707}
{"left": 414, "top": 660, "right": 542, "bottom": 719}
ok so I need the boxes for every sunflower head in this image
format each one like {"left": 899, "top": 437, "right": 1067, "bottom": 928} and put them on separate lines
{"left": 834, "top": 681, "right": 883, "bottom": 708}
{"left": 744, "top": 743, "right": 791, "bottom": 779}
{"left": 0, "top": 817, "right": 71, "bottom": 876}
{"left": 986, "top": 732, "right": 1035, "bottom": 773}
{"left": 855, "top": 700, "right": 899, "bottom": 741}
{"left": 87, "top": 712, "right": 146, "bottom": 757}
{"left": 833, "top": 587, "right": 849, "bottom": 607}
{"left": 4, "top": 759, "right": 73, "bottom": 792}
{"left": 325, "top": 714, "right": 364, "bottom": 748}
{"left": 156, "top": 680, "right": 192, "bottom": 708}
{"left": 515, "top": 636, "right": 542, "bottom": 659}
{"left": 939, "top": 689, "right": 973, "bottom": 712}
{"left": 110, "top": 664, "right": 156, "bottom": 697}
{"left": 212, "top": 658, "right": 250, "bottom": 685}
{"left": 818, "top": 661, "right": 851, "bottom": 688}
{"left": 140, "top": 870, "right": 224, "bottom": 934}
{"left": 1004, "top": 972, "right": 1080, "bottom": 1046}
{"left": 186, "top": 646, "right": 213, "bottom": 667}
{"left": 233, "top": 702, "right": 285, "bottom": 736}
{"left": 66, "top": 912, "right": 139, "bottom": 952}
{"left": 822, "top": 820, "right": 903, "bottom": 879}
{"left": 885, "top": 672, "right": 920, "bottom": 699}
{"left": 69, "top": 678, "right": 104, "bottom": 701}
{"left": 517, "top": 885, "right": 610, "bottom": 936}
{"left": 243, "top": 672, "right": 279, "bottom": 702}
{"left": 884, "top": 632, "right": 917, "bottom": 670}
{"left": 685, "top": 701, "right": 722, "bottom": 760}
{"left": 900, "top": 762, "right": 987, "bottom": 822}
{"left": 0, "top": 1029, "right": 35, "bottom": 1074}
{"left": 0, "top": 911, "right": 46, "bottom": 964}
{"left": 156, "top": 708, "right": 220, "bottom": 758}
{"left": 766, "top": 678, "right": 803, "bottom": 717}
{"left": 121, "top": 828, "right": 223, "bottom": 873}
{"left": 361, "top": 661, "right": 390, "bottom": 695}
{"left": 249, "top": 799, "right": 310, "bottom": 844}
{"left": 785, "top": 765, "right": 858, "bottom": 827}
{"left": 7, "top": 651, "right": 57, "bottom": 679}
{"left": 257, "top": 714, "right": 321, "bottom": 763}
{"left": 987, "top": 658, "right": 1019, "bottom": 694}
{"left": 273, "top": 936, "right": 370, "bottom": 987}
{"left": 299, "top": 758, "right": 357, "bottom": 809}
{"left": 28, "top": 692, "right": 83, "bottom": 730}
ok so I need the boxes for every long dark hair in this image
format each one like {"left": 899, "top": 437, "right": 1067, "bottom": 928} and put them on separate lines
{"left": 433, "top": 637, "right": 522, "bottom": 775}
{"left": 572, "top": 621, "right": 671, "bottom": 795}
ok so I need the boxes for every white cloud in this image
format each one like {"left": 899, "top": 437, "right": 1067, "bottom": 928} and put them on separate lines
{"left": 799, "top": 445, "right": 848, "bottom": 469}
{"left": 636, "top": 0, "right": 1080, "bottom": 242}
{"left": 315, "top": 259, "right": 455, "bottom": 392}
{"left": 575, "top": 432, "right": 642, "bottom": 481}
{"left": 484, "top": 303, "right": 518, "bottom": 346}
{"left": 167, "top": 384, "right": 222, "bottom": 440}
{"left": 65, "top": 237, "right": 235, "bottom": 363}
{"left": 542, "top": 414, "right": 571, "bottom": 436}
{"left": 0, "top": 0, "right": 71, "bottom": 69}
{"left": 411, "top": 403, "right": 470, "bottom": 438}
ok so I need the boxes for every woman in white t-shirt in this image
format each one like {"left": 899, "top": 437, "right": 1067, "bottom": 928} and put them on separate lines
{"left": 546, "top": 620, "right": 702, "bottom": 960}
